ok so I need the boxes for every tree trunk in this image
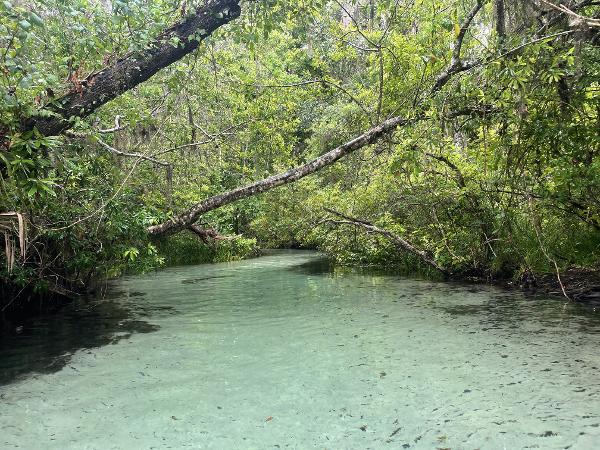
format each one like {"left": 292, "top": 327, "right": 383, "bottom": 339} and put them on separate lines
{"left": 495, "top": 0, "right": 506, "bottom": 46}
{"left": 147, "top": 115, "right": 416, "bottom": 236}
{"left": 23, "top": 0, "right": 241, "bottom": 138}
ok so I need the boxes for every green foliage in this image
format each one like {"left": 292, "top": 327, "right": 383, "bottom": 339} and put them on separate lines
{"left": 156, "top": 234, "right": 259, "bottom": 266}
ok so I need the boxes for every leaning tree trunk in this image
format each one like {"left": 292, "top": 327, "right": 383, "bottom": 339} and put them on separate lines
{"left": 147, "top": 1, "right": 492, "bottom": 237}
{"left": 23, "top": 0, "right": 241, "bottom": 138}
{"left": 495, "top": 0, "right": 506, "bottom": 46}
{"left": 147, "top": 116, "right": 415, "bottom": 236}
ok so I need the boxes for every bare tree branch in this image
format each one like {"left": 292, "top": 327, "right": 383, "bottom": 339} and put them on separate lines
{"left": 425, "top": 152, "right": 466, "bottom": 188}
{"left": 239, "top": 78, "right": 373, "bottom": 121}
{"left": 188, "top": 224, "right": 237, "bottom": 243}
{"left": 96, "top": 138, "right": 170, "bottom": 167}
{"left": 540, "top": 0, "right": 600, "bottom": 28}
{"left": 322, "top": 207, "right": 448, "bottom": 274}
{"left": 432, "top": 0, "right": 487, "bottom": 92}
{"left": 97, "top": 115, "right": 125, "bottom": 133}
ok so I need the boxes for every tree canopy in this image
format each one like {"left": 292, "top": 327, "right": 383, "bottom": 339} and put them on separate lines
{"left": 1, "top": 0, "right": 599, "bottom": 303}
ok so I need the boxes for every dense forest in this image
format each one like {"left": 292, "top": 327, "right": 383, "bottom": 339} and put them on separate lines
{"left": 1, "top": 0, "right": 599, "bottom": 313}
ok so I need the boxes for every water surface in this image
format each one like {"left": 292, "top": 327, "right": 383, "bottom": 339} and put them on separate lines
{"left": 1, "top": 250, "right": 599, "bottom": 449}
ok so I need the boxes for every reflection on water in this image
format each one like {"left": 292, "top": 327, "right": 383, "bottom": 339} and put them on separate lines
{"left": 0, "top": 293, "right": 163, "bottom": 386}
{"left": 0, "top": 250, "right": 599, "bottom": 449}
{"left": 286, "top": 255, "right": 333, "bottom": 275}
{"left": 181, "top": 274, "right": 234, "bottom": 284}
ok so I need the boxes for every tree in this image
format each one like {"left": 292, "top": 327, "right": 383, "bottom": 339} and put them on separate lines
{"left": 1, "top": 0, "right": 599, "bottom": 304}
{"left": 21, "top": 0, "right": 242, "bottom": 138}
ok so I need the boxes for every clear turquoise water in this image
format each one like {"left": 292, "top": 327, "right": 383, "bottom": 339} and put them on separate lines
{"left": 1, "top": 250, "right": 599, "bottom": 449}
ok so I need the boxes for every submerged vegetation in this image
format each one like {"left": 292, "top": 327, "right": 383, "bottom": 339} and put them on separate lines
{"left": 1, "top": 0, "right": 599, "bottom": 311}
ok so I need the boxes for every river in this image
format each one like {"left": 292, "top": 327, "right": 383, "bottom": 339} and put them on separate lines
{"left": 1, "top": 250, "right": 599, "bottom": 449}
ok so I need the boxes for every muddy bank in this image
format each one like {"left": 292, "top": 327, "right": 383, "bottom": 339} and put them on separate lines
{"left": 508, "top": 268, "right": 600, "bottom": 305}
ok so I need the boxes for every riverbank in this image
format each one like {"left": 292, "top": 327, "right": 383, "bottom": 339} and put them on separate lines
{"left": 0, "top": 234, "right": 260, "bottom": 328}
{"left": 506, "top": 268, "right": 600, "bottom": 305}
{"left": 2, "top": 249, "right": 599, "bottom": 333}
{"left": 330, "top": 258, "right": 600, "bottom": 306}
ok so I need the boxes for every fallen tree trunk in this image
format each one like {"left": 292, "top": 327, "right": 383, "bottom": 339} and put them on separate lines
{"left": 322, "top": 208, "right": 449, "bottom": 275}
{"left": 24, "top": 0, "right": 241, "bottom": 137}
{"left": 147, "top": 115, "right": 416, "bottom": 236}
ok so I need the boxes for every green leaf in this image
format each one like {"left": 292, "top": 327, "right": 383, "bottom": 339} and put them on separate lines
{"left": 29, "top": 12, "right": 44, "bottom": 27}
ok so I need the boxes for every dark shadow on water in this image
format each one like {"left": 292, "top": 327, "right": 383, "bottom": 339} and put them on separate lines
{"left": 435, "top": 292, "right": 600, "bottom": 334}
{"left": 286, "top": 255, "right": 447, "bottom": 282}
{"left": 287, "top": 257, "right": 335, "bottom": 275}
{"left": 181, "top": 275, "right": 234, "bottom": 284}
{"left": 0, "top": 295, "right": 163, "bottom": 386}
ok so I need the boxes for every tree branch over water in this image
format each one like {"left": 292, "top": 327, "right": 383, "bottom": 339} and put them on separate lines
{"left": 147, "top": 115, "right": 417, "bottom": 236}
{"left": 321, "top": 208, "right": 449, "bottom": 274}
{"left": 147, "top": 2, "right": 495, "bottom": 237}
{"left": 23, "top": 0, "right": 241, "bottom": 137}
